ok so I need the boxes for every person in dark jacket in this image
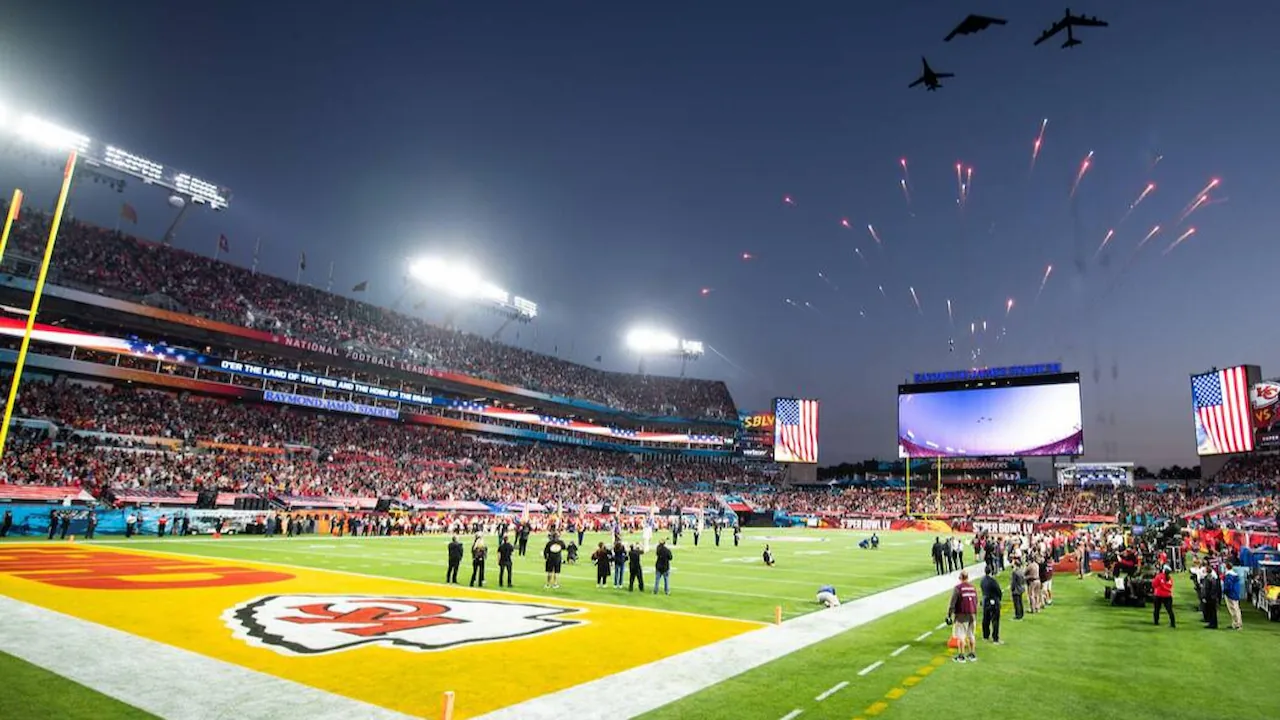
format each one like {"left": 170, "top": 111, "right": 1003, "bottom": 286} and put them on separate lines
{"left": 48, "top": 511, "right": 58, "bottom": 540}
{"left": 612, "top": 541, "right": 627, "bottom": 588}
{"left": 1010, "top": 558, "right": 1027, "bottom": 619}
{"left": 980, "top": 567, "right": 1003, "bottom": 643}
{"left": 59, "top": 512, "right": 70, "bottom": 540}
{"left": 733, "top": 525, "right": 741, "bottom": 546}
{"left": 446, "top": 535, "right": 463, "bottom": 584}
{"left": 592, "top": 542, "right": 611, "bottom": 587}
{"left": 1201, "top": 566, "right": 1221, "bottom": 629}
{"left": 86, "top": 512, "right": 97, "bottom": 540}
{"left": 0, "top": 509, "right": 11, "bottom": 537}
{"left": 497, "top": 535, "right": 515, "bottom": 588}
{"left": 1152, "top": 565, "right": 1176, "bottom": 628}
{"left": 932, "top": 538, "right": 946, "bottom": 575}
{"left": 627, "top": 544, "right": 645, "bottom": 591}
{"left": 654, "top": 540, "right": 673, "bottom": 595}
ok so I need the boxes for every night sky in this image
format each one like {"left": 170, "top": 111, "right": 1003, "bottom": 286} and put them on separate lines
{"left": 2, "top": 1, "right": 1279, "bottom": 469}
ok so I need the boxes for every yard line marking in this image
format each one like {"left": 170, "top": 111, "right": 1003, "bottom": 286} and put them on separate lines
{"left": 814, "top": 680, "right": 849, "bottom": 702}
{"left": 476, "top": 565, "right": 989, "bottom": 720}
{"left": 891, "top": 644, "right": 911, "bottom": 657}
{"left": 859, "top": 661, "right": 884, "bottom": 676}
{"left": 780, "top": 710, "right": 804, "bottom": 720}
{"left": 915, "top": 631, "right": 932, "bottom": 641}
{"left": 936, "top": 622, "right": 948, "bottom": 629}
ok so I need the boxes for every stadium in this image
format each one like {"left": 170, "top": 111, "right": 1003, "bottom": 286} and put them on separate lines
{"left": 3, "top": 4, "right": 1280, "bottom": 720}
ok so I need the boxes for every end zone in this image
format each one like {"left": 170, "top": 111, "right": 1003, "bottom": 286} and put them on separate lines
{"left": 0, "top": 544, "right": 757, "bottom": 719}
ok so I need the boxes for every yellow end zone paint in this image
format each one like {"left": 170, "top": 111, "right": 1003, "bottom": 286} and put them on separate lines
{"left": 0, "top": 544, "right": 756, "bottom": 719}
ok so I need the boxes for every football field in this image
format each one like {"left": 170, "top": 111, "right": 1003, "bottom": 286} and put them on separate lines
{"left": 2, "top": 528, "right": 1279, "bottom": 720}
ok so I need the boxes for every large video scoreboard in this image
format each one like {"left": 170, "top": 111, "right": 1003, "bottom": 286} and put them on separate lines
{"left": 738, "top": 411, "right": 774, "bottom": 460}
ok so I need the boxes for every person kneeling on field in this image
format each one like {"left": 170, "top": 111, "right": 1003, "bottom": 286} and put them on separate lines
{"left": 947, "top": 570, "right": 979, "bottom": 663}
{"left": 763, "top": 545, "right": 776, "bottom": 566}
{"left": 817, "top": 585, "right": 840, "bottom": 608}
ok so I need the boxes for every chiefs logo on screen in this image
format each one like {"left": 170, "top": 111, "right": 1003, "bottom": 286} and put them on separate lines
{"left": 225, "top": 595, "right": 584, "bottom": 656}
{"left": 1252, "top": 382, "right": 1280, "bottom": 430}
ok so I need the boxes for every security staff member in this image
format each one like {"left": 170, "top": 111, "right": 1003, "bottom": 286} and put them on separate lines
{"left": 517, "top": 523, "right": 530, "bottom": 556}
{"left": 932, "top": 538, "right": 946, "bottom": 575}
{"left": 714, "top": 523, "right": 722, "bottom": 547}
{"left": 733, "top": 525, "right": 741, "bottom": 546}
{"left": 627, "top": 544, "right": 645, "bottom": 591}
{"left": 497, "top": 534, "right": 515, "bottom": 588}
{"left": 446, "top": 535, "right": 463, "bottom": 584}
{"left": 980, "top": 566, "right": 1003, "bottom": 643}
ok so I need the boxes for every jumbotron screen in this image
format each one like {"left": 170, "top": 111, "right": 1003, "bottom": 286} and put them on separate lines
{"left": 773, "top": 398, "right": 819, "bottom": 463}
{"left": 898, "top": 372, "right": 1083, "bottom": 458}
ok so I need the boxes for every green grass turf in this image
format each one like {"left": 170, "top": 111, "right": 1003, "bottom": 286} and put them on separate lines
{"left": 8, "top": 530, "right": 1280, "bottom": 719}
{"left": 0, "top": 650, "right": 153, "bottom": 719}
{"left": 641, "top": 565, "right": 1280, "bottom": 720}
{"left": 87, "top": 527, "right": 942, "bottom": 623}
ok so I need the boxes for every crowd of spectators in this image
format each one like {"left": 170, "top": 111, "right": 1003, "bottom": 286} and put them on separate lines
{"left": 1213, "top": 454, "right": 1280, "bottom": 489}
{"left": 1, "top": 378, "right": 756, "bottom": 510}
{"left": 1, "top": 205, "right": 736, "bottom": 419}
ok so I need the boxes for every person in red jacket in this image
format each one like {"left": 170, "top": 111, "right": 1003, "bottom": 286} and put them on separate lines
{"left": 1152, "top": 565, "right": 1176, "bottom": 628}
{"left": 947, "top": 571, "right": 980, "bottom": 662}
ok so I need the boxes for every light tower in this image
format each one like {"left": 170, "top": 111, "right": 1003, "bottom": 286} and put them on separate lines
{"left": 624, "top": 327, "right": 704, "bottom": 377}
{"left": 407, "top": 257, "right": 536, "bottom": 340}
{"left": 0, "top": 106, "right": 231, "bottom": 243}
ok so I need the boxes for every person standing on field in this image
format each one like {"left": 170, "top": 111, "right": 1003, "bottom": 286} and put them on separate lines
{"left": 1010, "top": 558, "right": 1027, "bottom": 619}
{"left": 446, "top": 535, "right": 463, "bottom": 584}
{"left": 653, "top": 539, "right": 673, "bottom": 595}
{"left": 1223, "top": 562, "right": 1244, "bottom": 630}
{"left": 947, "top": 570, "right": 979, "bottom": 663}
{"left": 981, "top": 566, "right": 1003, "bottom": 643}
{"left": 1152, "top": 565, "right": 1176, "bottom": 628}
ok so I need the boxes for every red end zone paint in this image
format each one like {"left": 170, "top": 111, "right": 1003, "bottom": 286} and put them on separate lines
{"left": 0, "top": 546, "right": 293, "bottom": 589}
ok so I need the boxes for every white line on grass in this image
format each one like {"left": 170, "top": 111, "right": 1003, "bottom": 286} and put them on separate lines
{"left": 936, "top": 622, "right": 948, "bottom": 629}
{"left": 890, "top": 644, "right": 911, "bottom": 657}
{"left": 814, "top": 681, "right": 849, "bottom": 702}
{"left": 475, "top": 565, "right": 989, "bottom": 720}
{"left": 915, "top": 631, "right": 933, "bottom": 642}
{"left": 0, "top": 596, "right": 413, "bottom": 720}
{"left": 780, "top": 711, "right": 803, "bottom": 720}
{"left": 858, "top": 661, "right": 884, "bottom": 677}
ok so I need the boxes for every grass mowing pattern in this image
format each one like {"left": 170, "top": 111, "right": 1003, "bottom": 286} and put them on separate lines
{"left": 96, "top": 528, "right": 940, "bottom": 623}
{"left": 6, "top": 529, "right": 1280, "bottom": 720}
{"left": 641, "top": 564, "right": 1280, "bottom": 720}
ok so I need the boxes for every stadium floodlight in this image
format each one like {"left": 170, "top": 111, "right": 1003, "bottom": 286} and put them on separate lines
{"left": 17, "top": 115, "right": 90, "bottom": 154}
{"left": 625, "top": 326, "right": 704, "bottom": 376}
{"left": 408, "top": 257, "right": 537, "bottom": 328}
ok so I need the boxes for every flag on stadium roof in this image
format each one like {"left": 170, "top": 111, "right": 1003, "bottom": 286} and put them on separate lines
{"left": 1192, "top": 367, "right": 1253, "bottom": 454}
{"left": 775, "top": 398, "right": 819, "bottom": 463}
{"left": 119, "top": 203, "right": 138, "bottom": 224}
{"left": 352, "top": 280, "right": 368, "bottom": 292}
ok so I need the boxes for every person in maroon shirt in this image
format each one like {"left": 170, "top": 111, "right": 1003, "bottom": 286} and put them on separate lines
{"left": 947, "top": 571, "right": 980, "bottom": 662}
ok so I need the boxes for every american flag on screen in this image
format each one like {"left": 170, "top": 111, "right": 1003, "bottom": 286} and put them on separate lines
{"left": 1192, "top": 367, "right": 1254, "bottom": 454}
{"left": 775, "top": 398, "right": 819, "bottom": 463}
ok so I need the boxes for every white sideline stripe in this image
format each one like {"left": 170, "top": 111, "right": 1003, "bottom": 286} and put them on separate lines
{"left": 915, "top": 631, "right": 933, "bottom": 642}
{"left": 858, "top": 661, "right": 883, "bottom": 676}
{"left": 814, "top": 680, "right": 849, "bottom": 702}
{"left": 0, "top": 596, "right": 413, "bottom": 720}
{"left": 890, "top": 644, "right": 911, "bottom": 657}
{"left": 780, "top": 711, "right": 803, "bottom": 720}
{"left": 936, "top": 622, "right": 948, "bottom": 629}
{"left": 475, "top": 564, "right": 989, "bottom": 720}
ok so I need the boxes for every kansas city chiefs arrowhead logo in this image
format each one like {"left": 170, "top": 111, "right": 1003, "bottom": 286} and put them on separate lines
{"left": 225, "top": 595, "right": 584, "bottom": 656}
